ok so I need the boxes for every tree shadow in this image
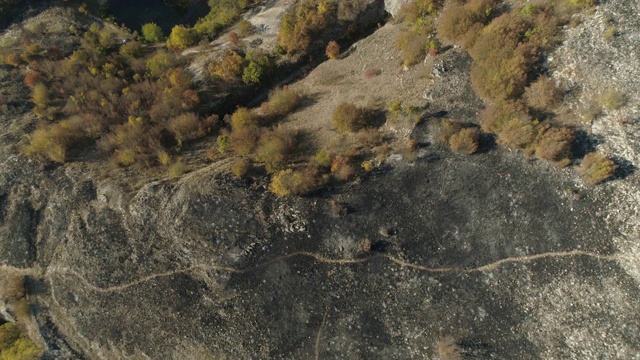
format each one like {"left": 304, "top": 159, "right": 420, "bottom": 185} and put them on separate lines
{"left": 476, "top": 132, "right": 496, "bottom": 154}
{"left": 613, "top": 157, "right": 636, "bottom": 180}
{"left": 571, "top": 130, "right": 602, "bottom": 160}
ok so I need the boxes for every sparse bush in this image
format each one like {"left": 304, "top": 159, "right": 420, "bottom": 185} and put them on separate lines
{"left": 535, "top": 127, "right": 574, "bottom": 164}
{"left": 363, "top": 68, "right": 380, "bottom": 78}
{"left": 314, "top": 149, "right": 333, "bottom": 168}
{"left": 119, "top": 41, "right": 144, "bottom": 58}
{"left": 569, "top": 0, "right": 595, "bottom": 10}
{"left": 5, "top": 275, "right": 25, "bottom": 300}
{"left": 434, "top": 119, "right": 462, "bottom": 143}
{"left": 168, "top": 112, "right": 211, "bottom": 146}
{"left": 270, "top": 165, "right": 326, "bottom": 196}
{"left": 579, "top": 152, "right": 617, "bottom": 185}
{"left": 600, "top": 90, "right": 625, "bottom": 110}
{"left": 277, "top": 0, "right": 336, "bottom": 55}
{"left": 325, "top": 41, "right": 340, "bottom": 59}
{"left": 229, "top": 31, "right": 239, "bottom": 45}
{"left": 449, "top": 127, "right": 480, "bottom": 154}
{"left": 254, "top": 127, "right": 297, "bottom": 173}
{"left": 497, "top": 117, "right": 538, "bottom": 150}
{"left": 436, "top": 0, "right": 496, "bottom": 48}
{"left": 168, "top": 159, "right": 187, "bottom": 177}
{"left": 262, "top": 87, "right": 302, "bottom": 117}
{"left": 209, "top": 50, "right": 245, "bottom": 83}
{"left": 4, "top": 52, "right": 22, "bottom": 67}
{"left": 477, "top": 100, "right": 529, "bottom": 133}
{"left": 331, "top": 156, "right": 355, "bottom": 181}
{"left": 157, "top": 150, "right": 171, "bottom": 166}
{"left": 231, "top": 158, "right": 251, "bottom": 178}
{"left": 23, "top": 118, "right": 84, "bottom": 163}
{"left": 142, "top": 23, "right": 164, "bottom": 43}
{"left": 212, "top": 133, "right": 228, "bottom": 154}
{"left": 435, "top": 336, "right": 462, "bottom": 360}
{"left": 332, "top": 102, "right": 369, "bottom": 132}
{"left": 524, "top": 76, "right": 561, "bottom": 111}
{"left": 23, "top": 71, "right": 42, "bottom": 88}
{"left": 114, "top": 148, "right": 136, "bottom": 166}
{"left": 229, "top": 108, "right": 261, "bottom": 155}
{"left": 358, "top": 128, "right": 384, "bottom": 147}
{"left": 603, "top": 26, "right": 616, "bottom": 41}
{"left": 238, "top": 19, "right": 255, "bottom": 36}
{"left": 396, "top": 27, "right": 429, "bottom": 66}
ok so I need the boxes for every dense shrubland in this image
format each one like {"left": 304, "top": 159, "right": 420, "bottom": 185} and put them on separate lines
{"left": 20, "top": 21, "right": 214, "bottom": 169}
{"left": 408, "top": 0, "right": 617, "bottom": 183}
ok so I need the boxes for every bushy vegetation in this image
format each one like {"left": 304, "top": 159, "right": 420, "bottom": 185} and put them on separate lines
{"left": 269, "top": 165, "right": 327, "bottom": 196}
{"left": 261, "top": 87, "right": 303, "bottom": 118}
{"left": 535, "top": 127, "right": 573, "bottom": 165}
{"left": 20, "top": 22, "right": 212, "bottom": 169}
{"left": 254, "top": 127, "right": 297, "bottom": 173}
{"left": 0, "top": 323, "right": 40, "bottom": 360}
{"left": 141, "top": 23, "right": 164, "bottom": 43}
{"left": 325, "top": 41, "right": 340, "bottom": 59}
{"left": 395, "top": 0, "right": 442, "bottom": 66}
{"left": 449, "top": 127, "right": 480, "bottom": 154}
{"left": 332, "top": 103, "right": 371, "bottom": 133}
{"left": 277, "top": 0, "right": 337, "bottom": 55}
{"left": 600, "top": 90, "right": 625, "bottom": 110}
{"left": 579, "top": 152, "right": 617, "bottom": 185}
{"left": 208, "top": 49, "right": 274, "bottom": 84}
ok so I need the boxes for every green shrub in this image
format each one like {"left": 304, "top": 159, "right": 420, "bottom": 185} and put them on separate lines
{"left": 535, "top": 127, "right": 573, "bottom": 164}
{"left": 600, "top": 90, "right": 625, "bottom": 110}
{"left": 238, "top": 19, "right": 255, "bottom": 36}
{"left": 166, "top": 25, "right": 198, "bottom": 50}
{"left": 142, "top": 23, "right": 164, "bottom": 43}
{"left": 579, "top": 152, "right": 617, "bottom": 185}
{"left": 314, "top": 149, "right": 333, "bottom": 168}
{"left": 270, "top": 165, "right": 326, "bottom": 196}
{"left": 23, "top": 118, "right": 84, "bottom": 163}
{"left": 603, "top": 26, "right": 616, "bottom": 41}
{"left": 0, "top": 323, "right": 40, "bottom": 360}
{"left": 157, "top": 150, "right": 172, "bottom": 166}
{"left": 168, "top": 160, "right": 187, "bottom": 177}
{"left": 242, "top": 61, "right": 264, "bottom": 84}
{"left": 332, "top": 102, "right": 369, "bottom": 132}
{"left": 114, "top": 148, "right": 137, "bottom": 166}
{"left": 217, "top": 134, "right": 231, "bottom": 154}
{"left": 449, "top": 127, "right": 480, "bottom": 154}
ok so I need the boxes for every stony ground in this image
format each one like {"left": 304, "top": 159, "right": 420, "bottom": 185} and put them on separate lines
{"left": 1, "top": 1, "right": 640, "bottom": 359}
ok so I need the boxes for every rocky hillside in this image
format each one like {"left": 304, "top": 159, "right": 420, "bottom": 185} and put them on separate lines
{"left": 1, "top": 0, "right": 639, "bottom": 359}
